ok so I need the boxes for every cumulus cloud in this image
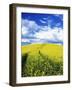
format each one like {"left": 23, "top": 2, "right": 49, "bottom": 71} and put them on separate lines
{"left": 22, "top": 26, "right": 29, "bottom": 35}
{"left": 34, "top": 27, "right": 63, "bottom": 42}
{"left": 21, "top": 19, "right": 63, "bottom": 44}
{"left": 22, "top": 19, "right": 39, "bottom": 35}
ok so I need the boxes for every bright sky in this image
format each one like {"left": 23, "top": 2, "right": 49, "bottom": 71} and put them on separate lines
{"left": 21, "top": 13, "right": 63, "bottom": 45}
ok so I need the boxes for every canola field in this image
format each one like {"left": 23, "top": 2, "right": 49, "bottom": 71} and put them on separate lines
{"left": 21, "top": 43, "right": 63, "bottom": 77}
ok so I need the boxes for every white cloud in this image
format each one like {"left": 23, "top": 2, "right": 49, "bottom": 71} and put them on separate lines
{"left": 21, "top": 38, "right": 30, "bottom": 42}
{"left": 40, "top": 26, "right": 51, "bottom": 31}
{"left": 21, "top": 38, "right": 48, "bottom": 44}
{"left": 22, "top": 19, "right": 39, "bottom": 32}
{"left": 22, "top": 19, "right": 29, "bottom": 27}
{"left": 55, "top": 22, "right": 61, "bottom": 27}
{"left": 34, "top": 27, "right": 63, "bottom": 42}
{"left": 40, "top": 19, "right": 46, "bottom": 23}
{"left": 22, "top": 26, "right": 28, "bottom": 35}
{"left": 28, "top": 20, "right": 38, "bottom": 29}
{"left": 21, "top": 19, "right": 63, "bottom": 43}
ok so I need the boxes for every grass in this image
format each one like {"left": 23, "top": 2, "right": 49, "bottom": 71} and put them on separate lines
{"left": 21, "top": 43, "right": 63, "bottom": 77}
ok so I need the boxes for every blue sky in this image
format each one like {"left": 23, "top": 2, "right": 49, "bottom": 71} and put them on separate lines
{"left": 21, "top": 13, "right": 63, "bottom": 45}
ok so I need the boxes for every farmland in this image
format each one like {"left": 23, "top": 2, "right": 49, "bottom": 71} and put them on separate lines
{"left": 21, "top": 43, "right": 63, "bottom": 77}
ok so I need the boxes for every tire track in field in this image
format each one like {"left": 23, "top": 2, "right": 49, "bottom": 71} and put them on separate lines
{"left": 38, "top": 50, "right": 54, "bottom": 67}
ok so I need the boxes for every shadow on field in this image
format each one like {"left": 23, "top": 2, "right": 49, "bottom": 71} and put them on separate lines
{"left": 21, "top": 53, "right": 28, "bottom": 77}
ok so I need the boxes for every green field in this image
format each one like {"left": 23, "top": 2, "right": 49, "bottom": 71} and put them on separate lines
{"left": 21, "top": 43, "right": 63, "bottom": 77}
